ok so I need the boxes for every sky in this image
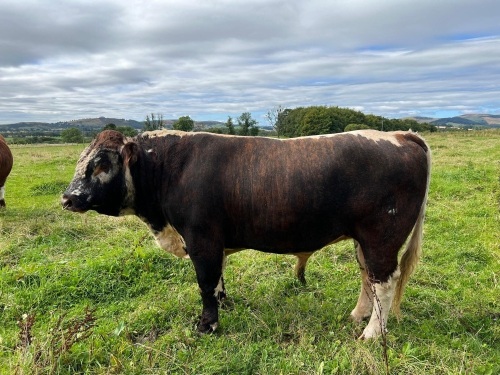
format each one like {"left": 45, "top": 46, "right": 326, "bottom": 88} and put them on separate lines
{"left": 1, "top": 0, "right": 499, "bottom": 125}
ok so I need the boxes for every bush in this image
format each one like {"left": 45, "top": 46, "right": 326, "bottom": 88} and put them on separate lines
{"left": 61, "top": 128, "right": 84, "bottom": 143}
{"left": 344, "top": 123, "right": 371, "bottom": 132}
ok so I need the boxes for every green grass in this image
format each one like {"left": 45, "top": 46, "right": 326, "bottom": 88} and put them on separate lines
{"left": 0, "top": 132, "right": 499, "bottom": 374}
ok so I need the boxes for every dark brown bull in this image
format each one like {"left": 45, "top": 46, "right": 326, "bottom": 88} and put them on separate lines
{"left": 0, "top": 135, "right": 13, "bottom": 208}
{"left": 62, "top": 129, "right": 431, "bottom": 339}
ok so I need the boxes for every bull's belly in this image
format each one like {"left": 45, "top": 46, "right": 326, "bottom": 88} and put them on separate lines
{"left": 151, "top": 221, "right": 348, "bottom": 258}
{"left": 238, "top": 234, "right": 350, "bottom": 255}
{"left": 224, "top": 226, "right": 349, "bottom": 254}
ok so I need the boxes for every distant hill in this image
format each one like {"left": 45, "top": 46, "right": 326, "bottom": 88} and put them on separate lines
{"left": 0, "top": 117, "right": 225, "bottom": 134}
{"left": 0, "top": 117, "right": 142, "bottom": 133}
{"left": 406, "top": 114, "right": 500, "bottom": 128}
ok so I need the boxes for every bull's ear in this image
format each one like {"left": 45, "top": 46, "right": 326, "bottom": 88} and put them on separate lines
{"left": 122, "top": 142, "right": 139, "bottom": 166}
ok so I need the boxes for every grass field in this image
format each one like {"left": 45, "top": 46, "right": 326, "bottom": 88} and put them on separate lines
{"left": 0, "top": 131, "right": 498, "bottom": 374}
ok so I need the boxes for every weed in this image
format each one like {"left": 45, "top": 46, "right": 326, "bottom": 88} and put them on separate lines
{"left": 13, "top": 308, "right": 97, "bottom": 374}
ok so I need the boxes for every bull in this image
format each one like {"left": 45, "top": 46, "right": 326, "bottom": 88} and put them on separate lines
{"left": 62, "top": 129, "right": 431, "bottom": 339}
{"left": 0, "top": 135, "right": 13, "bottom": 208}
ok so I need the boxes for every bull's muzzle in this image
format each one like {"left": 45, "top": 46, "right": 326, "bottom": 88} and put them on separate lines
{"left": 61, "top": 193, "right": 87, "bottom": 213}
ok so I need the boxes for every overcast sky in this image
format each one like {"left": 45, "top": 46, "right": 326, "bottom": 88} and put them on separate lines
{"left": 1, "top": 0, "right": 499, "bottom": 125}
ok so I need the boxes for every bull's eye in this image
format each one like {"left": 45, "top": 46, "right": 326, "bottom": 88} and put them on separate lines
{"left": 93, "top": 162, "right": 111, "bottom": 177}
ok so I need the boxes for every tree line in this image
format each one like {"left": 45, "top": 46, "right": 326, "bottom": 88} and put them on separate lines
{"left": 273, "top": 106, "right": 436, "bottom": 138}
{"left": 142, "top": 112, "right": 260, "bottom": 136}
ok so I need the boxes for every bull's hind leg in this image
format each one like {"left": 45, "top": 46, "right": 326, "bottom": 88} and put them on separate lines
{"left": 294, "top": 252, "right": 313, "bottom": 284}
{"left": 353, "top": 236, "right": 403, "bottom": 340}
{"left": 360, "top": 268, "right": 400, "bottom": 340}
{"left": 350, "top": 241, "right": 373, "bottom": 322}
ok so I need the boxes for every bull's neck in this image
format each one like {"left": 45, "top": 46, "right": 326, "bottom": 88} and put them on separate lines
{"left": 130, "top": 135, "right": 185, "bottom": 231}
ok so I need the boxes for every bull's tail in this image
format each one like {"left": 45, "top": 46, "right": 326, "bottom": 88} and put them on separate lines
{"left": 392, "top": 138, "right": 431, "bottom": 317}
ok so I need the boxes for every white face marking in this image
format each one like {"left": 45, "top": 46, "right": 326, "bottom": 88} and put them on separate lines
{"left": 153, "top": 224, "right": 188, "bottom": 258}
{"left": 74, "top": 147, "right": 98, "bottom": 179}
{"left": 93, "top": 153, "right": 120, "bottom": 184}
{"left": 70, "top": 188, "right": 83, "bottom": 196}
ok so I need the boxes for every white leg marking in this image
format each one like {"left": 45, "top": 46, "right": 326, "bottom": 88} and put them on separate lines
{"left": 0, "top": 186, "right": 5, "bottom": 201}
{"left": 360, "top": 268, "right": 400, "bottom": 340}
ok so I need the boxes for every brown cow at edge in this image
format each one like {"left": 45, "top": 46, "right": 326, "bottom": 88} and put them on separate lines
{"left": 0, "top": 135, "right": 13, "bottom": 208}
{"left": 62, "top": 129, "right": 431, "bottom": 339}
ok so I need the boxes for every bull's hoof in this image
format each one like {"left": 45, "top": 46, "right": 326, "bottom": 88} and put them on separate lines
{"left": 197, "top": 321, "right": 218, "bottom": 334}
{"left": 358, "top": 324, "right": 385, "bottom": 340}
{"left": 196, "top": 317, "right": 219, "bottom": 334}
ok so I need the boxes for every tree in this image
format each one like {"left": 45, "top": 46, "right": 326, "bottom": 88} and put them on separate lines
{"left": 225, "top": 116, "right": 235, "bottom": 135}
{"left": 116, "top": 126, "right": 138, "bottom": 137}
{"left": 144, "top": 113, "right": 164, "bottom": 131}
{"left": 103, "top": 123, "right": 117, "bottom": 131}
{"left": 173, "top": 116, "right": 194, "bottom": 131}
{"left": 299, "top": 106, "right": 331, "bottom": 136}
{"left": 249, "top": 123, "right": 259, "bottom": 136}
{"left": 278, "top": 107, "right": 304, "bottom": 138}
{"left": 266, "top": 105, "right": 285, "bottom": 137}
{"left": 61, "top": 128, "right": 84, "bottom": 143}
{"left": 102, "top": 123, "right": 137, "bottom": 137}
{"left": 237, "top": 112, "right": 259, "bottom": 136}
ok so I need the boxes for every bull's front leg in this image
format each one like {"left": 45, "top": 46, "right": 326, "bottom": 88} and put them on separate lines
{"left": 188, "top": 240, "right": 225, "bottom": 333}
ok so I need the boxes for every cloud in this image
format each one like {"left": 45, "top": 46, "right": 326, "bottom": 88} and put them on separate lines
{"left": 0, "top": 0, "right": 499, "bottom": 124}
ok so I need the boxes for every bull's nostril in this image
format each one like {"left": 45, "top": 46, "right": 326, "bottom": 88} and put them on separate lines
{"left": 62, "top": 196, "right": 73, "bottom": 210}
